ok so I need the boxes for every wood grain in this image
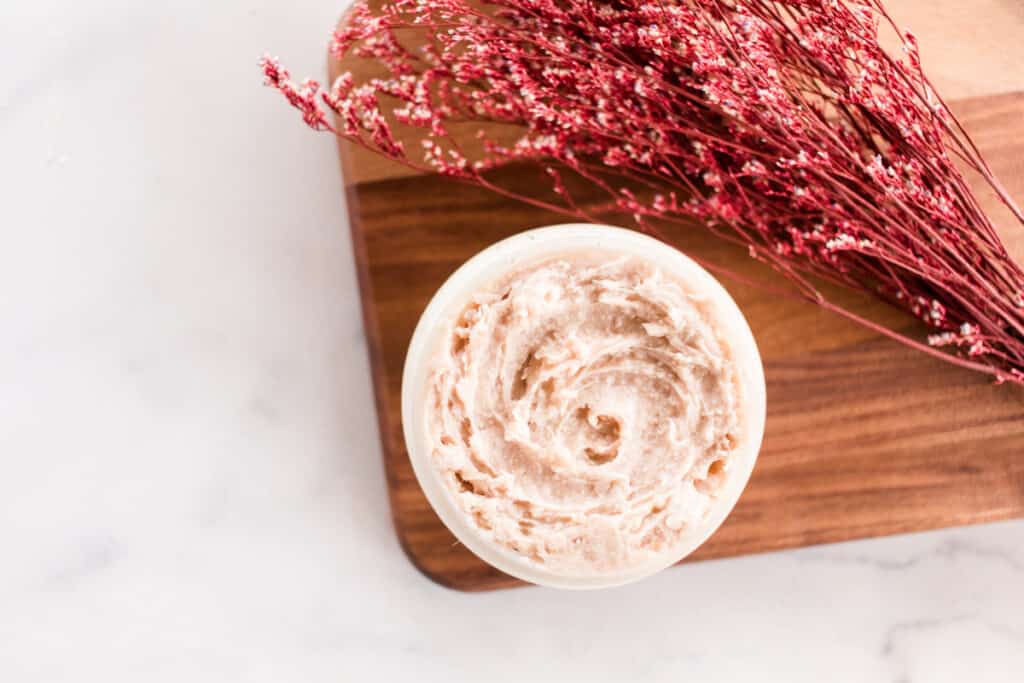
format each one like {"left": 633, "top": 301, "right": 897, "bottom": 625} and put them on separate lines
{"left": 329, "top": 8, "right": 1024, "bottom": 591}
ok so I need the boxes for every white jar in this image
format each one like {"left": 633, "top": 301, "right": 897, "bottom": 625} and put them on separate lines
{"left": 401, "top": 224, "right": 766, "bottom": 589}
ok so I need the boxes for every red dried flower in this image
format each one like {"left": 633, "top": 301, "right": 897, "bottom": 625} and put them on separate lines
{"left": 262, "top": 0, "right": 1024, "bottom": 385}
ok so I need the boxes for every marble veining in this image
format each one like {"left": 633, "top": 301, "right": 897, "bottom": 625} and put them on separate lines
{"left": 1, "top": 1, "right": 1021, "bottom": 681}
{"left": 804, "top": 537, "right": 1024, "bottom": 572}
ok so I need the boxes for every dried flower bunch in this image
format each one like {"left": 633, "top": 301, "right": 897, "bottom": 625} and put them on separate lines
{"left": 262, "top": 0, "right": 1024, "bottom": 384}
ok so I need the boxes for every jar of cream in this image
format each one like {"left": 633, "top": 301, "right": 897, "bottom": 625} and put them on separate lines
{"left": 402, "top": 224, "right": 766, "bottom": 589}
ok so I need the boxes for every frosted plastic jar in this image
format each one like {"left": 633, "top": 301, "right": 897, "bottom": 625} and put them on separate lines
{"left": 401, "top": 224, "right": 766, "bottom": 589}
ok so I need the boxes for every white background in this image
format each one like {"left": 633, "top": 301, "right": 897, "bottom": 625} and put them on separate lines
{"left": 1, "top": 1, "right": 1022, "bottom": 681}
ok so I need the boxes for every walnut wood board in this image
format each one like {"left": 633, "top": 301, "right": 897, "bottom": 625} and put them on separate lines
{"left": 329, "top": 12, "right": 1024, "bottom": 591}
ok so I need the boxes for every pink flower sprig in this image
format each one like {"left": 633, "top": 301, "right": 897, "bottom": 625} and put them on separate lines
{"left": 262, "top": 0, "right": 1024, "bottom": 385}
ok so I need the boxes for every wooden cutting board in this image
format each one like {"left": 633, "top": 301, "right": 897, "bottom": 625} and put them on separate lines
{"left": 329, "top": 4, "right": 1024, "bottom": 591}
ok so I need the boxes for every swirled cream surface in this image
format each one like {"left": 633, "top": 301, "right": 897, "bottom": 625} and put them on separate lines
{"left": 424, "top": 253, "right": 742, "bottom": 575}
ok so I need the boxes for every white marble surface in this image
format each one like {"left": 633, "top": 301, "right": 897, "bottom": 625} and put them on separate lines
{"left": 1, "top": 1, "right": 1022, "bottom": 681}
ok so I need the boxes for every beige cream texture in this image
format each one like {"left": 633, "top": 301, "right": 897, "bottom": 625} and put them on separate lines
{"left": 424, "top": 253, "right": 743, "bottom": 575}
